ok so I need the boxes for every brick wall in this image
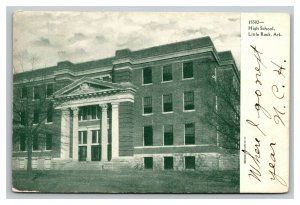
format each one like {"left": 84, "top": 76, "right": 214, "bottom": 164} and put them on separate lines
{"left": 119, "top": 101, "right": 134, "bottom": 156}
{"left": 114, "top": 68, "right": 132, "bottom": 83}
{"left": 131, "top": 52, "right": 219, "bottom": 154}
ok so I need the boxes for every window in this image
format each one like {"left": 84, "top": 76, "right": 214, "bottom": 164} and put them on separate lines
{"left": 185, "top": 123, "right": 195, "bottom": 144}
{"left": 21, "top": 87, "right": 27, "bottom": 99}
{"left": 163, "top": 94, "right": 173, "bottom": 112}
{"left": 143, "top": 67, "right": 152, "bottom": 84}
{"left": 79, "top": 106, "right": 100, "bottom": 121}
{"left": 92, "top": 130, "right": 97, "bottom": 143}
{"left": 91, "top": 106, "right": 100, "bottom": 120}
{"left": 184, "top": 91, "right": 195, "bottom": 110}
{"left": 45, "top": 134, "right": 52, "bottom": 150}
{"left": 46, "top": 84, "right": 53, "bottom": 98}
{"left": 143, "top": 126, "right": 153, "bottom": 146}
{"left": 162, "top": 64, "right": 172, "bottom": 82}
{"left": 91, "top": 130, "right": 101, "bottom": 161}
{"left": 92, "top": 130, "right": 100, "bottom": 144}
{"left": 32, "top": 134, "right": 39, "bottom": 151}
{"left": 20, "top": 110, "right": 26, "bottom": 125}
{"left": 33, "top": 86, "right": 40, "bottom": 100}
{"left": 33, "top": 109, "right": 40, "bottom": 124}
{"left": 78, "top": 131, "right": 87, "bottom": 144}
{"left": 79, "top": 107, "right": 88, "bottom": 121}
{"left": 183, "top": 61, "right": 194, "bottom": 79}
{"left": 78, "top": 109, "right": 83, "bottom": 120}
{"left": 144, "top": 157, "right": 153, "bottom": 169}
{"left": 163, "top": 125, "right": 173, "bottom": 145}
{"left": 20, "top": 134, "right": 26, "bottom": 151}
{"left": 91, "top": 107, "right": 97, "bottom": 119}
{"left": 185, "top": 156, "right": 196, "bottom": 169}
{"left": 143, "top": 96, "right": 152, "bottom": 114}
{"left": 46, "top": 103, "right": 53, "bottom": 123}
{"left": 79, "top": 107, "right": 87, "bottom": 121}
{"left": 164, "top": 157, "right": 173, "bottom": 170}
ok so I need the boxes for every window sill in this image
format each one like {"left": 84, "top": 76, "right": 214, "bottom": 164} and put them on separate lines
{"left": 142, "top": 83, "right": 153, "bottom": 86}
{"left": 142, "top": 113, "right": 153, "bottom": 116}
{"left": 161, "top": 80, "right": 173, "bottom": 84}
{"left": 13, "top": 151, "right": 27, "bottom": 153}
{"left": 182, "top": 77, "right": 194, "bottom": 81}
{"left": 183, "top": 109, "right": 195, "bottom": 112}
{"left": 185, "top": 168, "right": 196, "bottom": 170}
{"left": 45, "top": 122, "right": 53, "bottom": 125}
{"left": 162, "top": 111, "right": 173, "bottom": 114}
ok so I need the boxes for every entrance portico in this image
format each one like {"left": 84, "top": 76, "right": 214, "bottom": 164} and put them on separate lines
{"left": 53, "top": 77, "right": 136, "bottom": 162}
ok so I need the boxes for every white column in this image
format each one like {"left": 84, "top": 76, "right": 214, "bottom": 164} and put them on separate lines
{"left": 86, "top": 128, "right": 92, "bottom": 161}
{"left": 72, "top": 107, "right": 79, "bottom": 161}
{"left": 111, "top": 102, "right": 119, "bottom": 160}
{"left": 100, "top": 104, "right": 108, "bottom": 161}
{"left": 60, "top": 108, "right": 70, "bottom": 159}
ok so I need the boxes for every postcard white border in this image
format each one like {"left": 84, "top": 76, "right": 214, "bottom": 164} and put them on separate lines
{"left": 2, "top": 1, "right": 298, "bottom": 204}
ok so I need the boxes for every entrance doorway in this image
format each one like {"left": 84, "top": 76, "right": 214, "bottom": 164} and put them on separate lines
{"left": 91, "top": 145, "right": 101, "bottom": 161}
{"left": 77, "top": 129, "right": 104, "bottom": 161}
{"left": 78, "top": 146, "right": 87, "bottom": 161}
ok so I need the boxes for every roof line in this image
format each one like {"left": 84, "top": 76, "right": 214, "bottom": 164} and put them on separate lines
{"left": 131, "top": 36, "right": 212, "bottom": 53}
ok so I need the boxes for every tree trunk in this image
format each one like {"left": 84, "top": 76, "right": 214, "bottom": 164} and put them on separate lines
{"left": 26, "top": 132, "right": 33, "bottom": 174}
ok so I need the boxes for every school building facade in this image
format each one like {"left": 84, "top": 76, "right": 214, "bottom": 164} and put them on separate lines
{"left": 12, "top": 36, "right": 240, "bottom": 171}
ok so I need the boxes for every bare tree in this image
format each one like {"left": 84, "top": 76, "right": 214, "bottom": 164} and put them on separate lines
{"left": 200, "top": 66, "right": 240, "bottom": 150}
{"left": 14, "top": 49, "right": 28, "bottom": 73}
{"left": 14, "top": 50, "right": 42, "bottom": 72}
{"left": 13, "top": 88, "right": 49, "bottom": 173}
{"left": 29, "top": 53, "right": 40, "bottom": 70}
{"left": 13, "top": 77, "right": 70, "bottom": 174}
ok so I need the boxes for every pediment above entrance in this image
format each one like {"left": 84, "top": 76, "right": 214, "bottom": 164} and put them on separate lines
{"left": 53, "top": 77, "right": 136, "bottom": 100}
{"left": 59, "top": 81, "right": 113, "bottom": 95}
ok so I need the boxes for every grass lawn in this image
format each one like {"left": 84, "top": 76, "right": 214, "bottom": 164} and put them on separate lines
{"left": 12, "top": 170, "right": 239, "bottom": 193}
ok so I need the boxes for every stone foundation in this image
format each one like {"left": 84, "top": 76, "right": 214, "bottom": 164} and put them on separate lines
{"left": 133, "top": 153, "right": 239, "bottom": 171}
{"left": 12, "top": 153, "right": 239, "bottom": 171}
{"left": 12, "top": 157, "right": 52, "bottom": 170}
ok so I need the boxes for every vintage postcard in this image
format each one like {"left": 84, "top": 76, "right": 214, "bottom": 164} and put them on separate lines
{"left": 11, "top": 11, "right": 290, "bottom": 193}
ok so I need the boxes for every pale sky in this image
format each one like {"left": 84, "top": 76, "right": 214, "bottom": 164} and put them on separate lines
{"left": 13, "top": 12, "right": 241, "bottom": 73}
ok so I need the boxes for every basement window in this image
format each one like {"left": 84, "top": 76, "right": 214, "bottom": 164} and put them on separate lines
{"left": 164, "top": 156, "right": 173, "bottom": 170}
{"left": 185, "top": 156, "right": 196, "bottom": 169}
{"left": 144, "top": 157, "right": 153, "bottom": 169}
